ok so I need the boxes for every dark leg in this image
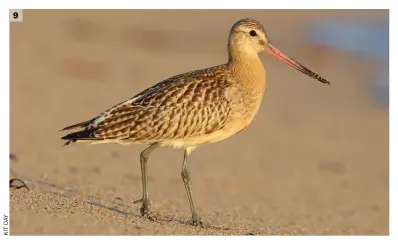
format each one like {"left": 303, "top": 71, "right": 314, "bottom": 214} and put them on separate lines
{"left": 181, "top": 147, "right": 202, "bottom": 226}
{"left": 133, "top": 143, "right": 160, "bottom": 220}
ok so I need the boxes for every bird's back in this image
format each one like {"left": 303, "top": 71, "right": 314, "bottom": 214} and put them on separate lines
{"left": 61, "top": 64, "right": 237, "bottom": 146}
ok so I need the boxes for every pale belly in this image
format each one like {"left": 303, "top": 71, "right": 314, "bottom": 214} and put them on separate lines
{"left": 161, "top": 124, "right": 246, "bottom": 148}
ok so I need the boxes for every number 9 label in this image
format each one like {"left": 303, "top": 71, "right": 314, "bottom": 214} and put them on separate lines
{"left": 10, "top": 9, "right": 23, "bottom": 22}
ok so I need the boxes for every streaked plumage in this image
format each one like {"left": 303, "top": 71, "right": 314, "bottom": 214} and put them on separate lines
{"left": 61, "top": 18, "right": 330, "bottom": 226}
{"left": 62, "top": 65, "right": 234, "bottom": 147}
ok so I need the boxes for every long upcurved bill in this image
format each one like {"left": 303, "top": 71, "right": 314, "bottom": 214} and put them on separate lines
{"left": 266, "top": 43, "right": 331, "bottom": 85}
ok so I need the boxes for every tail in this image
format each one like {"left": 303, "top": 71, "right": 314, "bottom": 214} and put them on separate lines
{"left": 60, "top": 119, "right": 102, "bottom": 146}
{"left": 59, "top": 119, "right": 93, "bottom": 131}
{"left": 61, "top": 128, "right": 103, "bottom": 146}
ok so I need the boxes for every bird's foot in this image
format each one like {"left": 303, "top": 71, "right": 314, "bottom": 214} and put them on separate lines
{"left": 133, "top": 198, "right": 156, "bottom": 221}
{"left": 186, "top": 216, "right": 204, "bottom": 227}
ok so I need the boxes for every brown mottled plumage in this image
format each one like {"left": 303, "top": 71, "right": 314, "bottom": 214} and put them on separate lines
{"left": 61, "top": 18, "right": 330, "bottom": 226}
{"left": 62, "top": 65, "right": 234, "bottom": 146}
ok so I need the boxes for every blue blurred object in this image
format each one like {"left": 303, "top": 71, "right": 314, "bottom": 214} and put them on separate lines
{"left": 308, "top": 19, "right": 389, "bottom": 60}
{"left": 307, "top": 19, "right": 389, "bottom": 108}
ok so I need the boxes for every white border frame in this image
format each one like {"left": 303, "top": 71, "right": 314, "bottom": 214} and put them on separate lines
{"left": 1, "top": 1, "right": 394, "bottom": 239}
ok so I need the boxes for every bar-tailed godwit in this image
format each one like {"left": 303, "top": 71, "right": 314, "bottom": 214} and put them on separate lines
{"left": 61, "top": 18, "right": 330, "bottom": 226}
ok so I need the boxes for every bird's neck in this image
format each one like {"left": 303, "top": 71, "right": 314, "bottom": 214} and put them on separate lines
{"left": 227, "top": 49, "right": 267, "bottom": 91}
{"left": 226, "top": 49, "right": 267, "bottom": 124}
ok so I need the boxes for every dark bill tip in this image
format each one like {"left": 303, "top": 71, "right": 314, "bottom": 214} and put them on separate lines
{"left": 266, "top": 44, "right": 331, "bottom": 85}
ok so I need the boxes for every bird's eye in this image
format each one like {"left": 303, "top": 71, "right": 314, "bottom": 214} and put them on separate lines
{"left": 249, "top": 30, "right": 257, "bottom": 37}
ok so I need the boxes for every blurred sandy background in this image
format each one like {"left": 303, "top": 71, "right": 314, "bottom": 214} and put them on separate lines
{"left": 10, "top": 10, "right": 388, "bottom": 235}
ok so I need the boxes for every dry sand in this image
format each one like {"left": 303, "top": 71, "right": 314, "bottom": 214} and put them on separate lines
{"left": 10, "top": 10, "right": 389, "bottom": 235}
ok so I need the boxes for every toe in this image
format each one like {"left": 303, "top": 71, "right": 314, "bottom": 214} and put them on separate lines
{"left": 187, "top": 217, "right": 203, "bottom": 227}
